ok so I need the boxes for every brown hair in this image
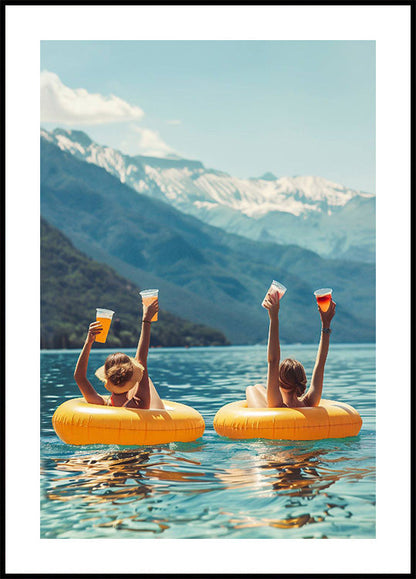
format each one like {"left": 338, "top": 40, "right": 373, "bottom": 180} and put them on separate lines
{"left": 279, "top": 358, "right": 307, "bottom": 397}
{"left": 104, "top": 353, "right": 134, "bottom": 386}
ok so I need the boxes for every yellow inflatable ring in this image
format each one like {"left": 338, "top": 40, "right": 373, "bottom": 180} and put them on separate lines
{"left": 213, "top": 399, "right": 362, "bottom": 441}
{"left": 52, "top": 398, "right": 205, "bottom": 446}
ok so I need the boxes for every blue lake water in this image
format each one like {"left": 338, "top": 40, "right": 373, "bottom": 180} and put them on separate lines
{"left": 41, "top": 344, "right": 375, "bottom": 539}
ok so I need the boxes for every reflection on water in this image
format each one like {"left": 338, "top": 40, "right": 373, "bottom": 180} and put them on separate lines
{"left": 45, "top": 449, "right": 207, "bottom": 502}
{"left": 216, "top": 445, "right": 374, "bottom": 534}
{"left": 45, "top": 452, "right": 154, "bottom": 505}
{"left": 42, "top": 442, "right": 375, "bottom": 538}
{"left": 41, "top": 345, "right": 376, "bottom": 539}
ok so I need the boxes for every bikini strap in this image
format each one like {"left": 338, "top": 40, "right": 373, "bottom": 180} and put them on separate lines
{"left": 122, "top": 394, "right": 141, "bottom": 407}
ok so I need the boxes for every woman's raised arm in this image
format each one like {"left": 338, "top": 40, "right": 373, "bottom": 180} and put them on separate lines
{"left": 74, "top": 322, "right": 106, "bottom": 405}
{"left": 264, "top": 294, "right": 284, "bottom": 408}
{"left": 134, "top": 299, "right": 159, "bottom": 409}
{"left": 305, "top": 300, "right": 336, "bottom": 407}
{"left": 135, "top": 299, "right": 158, "bottom": 367}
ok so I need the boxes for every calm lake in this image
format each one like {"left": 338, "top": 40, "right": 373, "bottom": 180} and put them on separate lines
{"left": 41, "top": 344, "right": 375, "bottom": 539}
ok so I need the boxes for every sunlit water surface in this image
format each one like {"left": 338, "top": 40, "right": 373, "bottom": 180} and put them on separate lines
{"left": 41, "top": 344, "right": 375, "bottom": 539}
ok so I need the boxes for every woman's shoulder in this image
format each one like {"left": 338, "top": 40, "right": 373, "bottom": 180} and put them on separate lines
{"left": 299, "top": 394, "right": 322, "bottom": 407}
{"left": 298, "top": 394, "right": 311, "bottom": 407}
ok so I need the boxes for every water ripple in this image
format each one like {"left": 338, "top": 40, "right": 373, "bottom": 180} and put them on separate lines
{"left": 41, "top": 345, "right": 375, "bottom": 539}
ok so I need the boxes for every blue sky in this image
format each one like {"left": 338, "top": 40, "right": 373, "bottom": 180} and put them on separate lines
{"left": 41, "top": 40, "right": 375, "bottom": 193}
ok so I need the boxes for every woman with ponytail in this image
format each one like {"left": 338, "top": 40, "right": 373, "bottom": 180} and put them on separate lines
{"left": 73, "top": 298, "right": 165, "bottom": 410}
{"left": 246, "top": 288, "right": 336, "bottom": 408}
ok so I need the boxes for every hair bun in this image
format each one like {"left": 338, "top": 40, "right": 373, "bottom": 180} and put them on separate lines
{"left": 296, "top": 382, "right": 307, "bottom": 397}
{"left": 106, "top": 362, "right": 133, "bottom": 386}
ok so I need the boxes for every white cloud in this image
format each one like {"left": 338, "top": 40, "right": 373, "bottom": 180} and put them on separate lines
{"left": 167, "top": 119, "right": 182, "bottom": 125}
{"left": 40, "top": 71, "right": 144, "bottom": 125}
{"left": 131, "top": 126, "right": 177, "bottom": 157}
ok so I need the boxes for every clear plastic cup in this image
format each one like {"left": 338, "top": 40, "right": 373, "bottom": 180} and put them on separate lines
{"left": 139, "top": 289, "right": 159, "bottom": 322}
{"left": 314, "top": 288, "right": 333, "bottom": 312}
{"left": 262, "top": 280, "right": 287, "bottom": 308}
{"left": 95, "top": 308, "right": 115, "bottom": 343}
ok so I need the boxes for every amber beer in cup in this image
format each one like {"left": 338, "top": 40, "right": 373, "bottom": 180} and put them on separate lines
{"left": 139, "top": 289, "right": 159, "bottom": 322}
{"left": 314, "top": 288, "right": 333, "bottom": 312}
{"left": 262, "top": 280, "right": 287, "bottom": 308}
{"left": 95, "top": 308, "right": 115, "bottom": 343}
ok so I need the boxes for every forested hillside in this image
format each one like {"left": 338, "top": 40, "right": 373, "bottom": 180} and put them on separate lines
{"left": 41, "top": 218, "right": 229, "bottom": 349}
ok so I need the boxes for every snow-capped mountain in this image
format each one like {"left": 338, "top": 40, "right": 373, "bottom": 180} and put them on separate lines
{"left": 41, "top": 128, "right": 375, "bottom": 262}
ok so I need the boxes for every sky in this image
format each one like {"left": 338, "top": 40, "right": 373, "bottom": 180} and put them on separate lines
{"left": 40, "top": 40, "right": 375, "bottom": 193}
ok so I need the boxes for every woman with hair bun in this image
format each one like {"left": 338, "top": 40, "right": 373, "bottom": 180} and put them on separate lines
{"left": 74, "top": 299, "right": 165, "bottom": 410}
{"left": 246, "top": 289, "right": 336, "bottom": 408}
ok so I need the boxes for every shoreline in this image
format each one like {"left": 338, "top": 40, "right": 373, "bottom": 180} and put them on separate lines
{"left": 40, "top": 342, "right": 376, "bottom": 353}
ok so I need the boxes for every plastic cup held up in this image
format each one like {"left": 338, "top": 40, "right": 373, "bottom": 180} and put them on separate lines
{"left": 95, "top": 308, "right": 115, "bottom": 343}
{"left": 262, "top": 280, "right": 287, "bottom": 308}
{"left": 314, "top": 288, "right": 333, "bottom": 312}
{"left": 139, "top": 289, "right": 159, "bottom": 322}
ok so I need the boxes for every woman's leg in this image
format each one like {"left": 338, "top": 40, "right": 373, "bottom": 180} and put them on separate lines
{"left": 246, "top": 383, "right": 268, "bottom": 408}
{"left": 148, "top": 377, "right": 165, "bottom": 410}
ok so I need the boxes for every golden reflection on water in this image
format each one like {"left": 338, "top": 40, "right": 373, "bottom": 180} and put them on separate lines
{"left": 220, "top": 511, "right": 319, "bottom": 530}
{"left": 44, "top": 450, "right": 218, "bottom": 534}
{"left": 216, "top": 447, "right": 374, "bottom": 533}
{"left": 44, "top": 446, "right": 374, "bottom": 536}
{"left": 217, "top": 447, "right": 374, "bottom": 495}
{"left": 215, "top": 448, "right": 331, "bottom": 495}
{"left": 47, "top": 450, "right": 204, "bottom": 504}
{"left": 45, "top": 449, "right": 211, "bottom": 535}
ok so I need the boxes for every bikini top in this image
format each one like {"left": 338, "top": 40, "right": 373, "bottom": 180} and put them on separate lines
{"left": 106, "top": 393, "right": 141, "bottom": 408}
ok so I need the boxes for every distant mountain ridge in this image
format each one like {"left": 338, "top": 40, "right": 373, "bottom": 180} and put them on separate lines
{"left": 41, "top": 128, "right": 375, "bottom": 263}
{"left": 40, "top": 137, "right": 375, "bottom": 344}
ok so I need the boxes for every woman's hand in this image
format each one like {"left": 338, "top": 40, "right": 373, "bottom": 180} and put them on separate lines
{"left": 86, "top": 321, "right": 103, "bottom": 344}
{"left": 143, "top": 298, "right": 159, "bottom": 323}
{"left": 318, "top": 300, "right": 336, "bottom": 327}
{"left": 263, "top": 292, "right": 280, "bottom": 318}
